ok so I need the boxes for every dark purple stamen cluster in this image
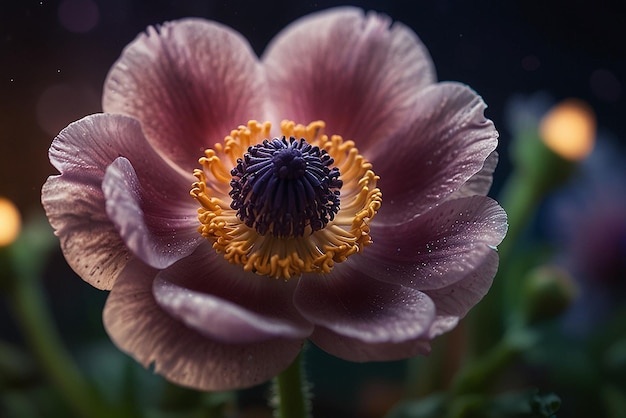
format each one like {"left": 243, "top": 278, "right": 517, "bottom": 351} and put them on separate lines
{"left": 230, "top": 137, "right": 342, "bottom": 238}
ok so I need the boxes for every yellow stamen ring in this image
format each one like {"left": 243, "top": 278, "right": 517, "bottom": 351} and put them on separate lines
{"left": 190, "top": 120, "right": 382, "bottom": 279}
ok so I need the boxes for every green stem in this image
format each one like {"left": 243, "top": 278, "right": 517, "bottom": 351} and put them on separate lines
{"left": 406, "top": 325, "right": 465, "bottom": 398}
{"left": 452, "top": 329, "right": 535, "bottom": 396}
{"left": 8, "top": 269, "right": 112, "bottom": 418}
{"left": 272, "top": 352, "right": 310, "bottom": 418}
{"left": 1, "top": 219, "right": 114, "bottom": 418}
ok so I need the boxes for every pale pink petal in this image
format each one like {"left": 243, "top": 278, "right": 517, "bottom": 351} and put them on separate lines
{"left": 47, "top": 114, "right": 189, "bottom": 180}
{"left": 102, "top": 157, "right": 202, "bottom": 269}
{"left": 425, "top": 250, "right": 499, "bottom": 338}
{"left": 294, "top": 268, "right": 436, "bottom": 344}
{"left": 103, "top": 259, "right": 305, "bottom": 391}
{"left": 153, "top": 244, "right": 313, "bottom": 343}
{"left": 371, "top": 83, "right": 498, "bottom": 225}
{"left": 355, "top": 196, "right": 507, "bottom": 290}
{"left": 43, "top": 114, "right": 194, "bottom": 289}
{"left": 310, "top": 327, "right": 431, "bottom": 362}
{"left": 41, "top": 177, "right": 130, "bottom": 290}
{"left": 262, "top": 7, "right": 436, "bottom": 150}
{"left": 103, "top": 18, "right": 268, "bottom": 172}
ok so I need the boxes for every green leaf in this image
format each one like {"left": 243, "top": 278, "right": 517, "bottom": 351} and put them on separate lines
{"left": 385, "top": 394, "right": 447, "bottom": 418}
{"left": 385, "top": 389, "right": 560, "bottom": 418}
{"left": 490, "top": 389, "right": 561, "bottom": 417}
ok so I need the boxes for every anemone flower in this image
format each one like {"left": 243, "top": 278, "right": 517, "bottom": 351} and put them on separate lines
{"left": 42, "top": 7, "right": 507, "bottom": 391}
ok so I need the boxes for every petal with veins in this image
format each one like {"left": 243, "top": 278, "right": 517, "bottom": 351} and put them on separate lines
{"left": 424, "top": 250, "right": 499, "bottom": 338}
{"left": 103, "top": 259, "right": 305, "bottom": 391}
{"left": 370, "top": 83, "right": 498, "bottom": 225}
{"left": 356, "top": 196, "right": 507, "bottom": 290}
{"left": 103, "top": 157, "right": 202, "bottom": 269}
{"left": 153, "top": 243, "right": 313, "bottom": 343}
{"left": 263, "top": 7, "right": 436, "bottom": 152}
{"left": 103, "top": 18, "right": 268, "bottom": 172}
{"left": 450, "top": 151, "right": 499, "bottom": 200}
{"left": 310, "top": 326, "right": 431, "bottom": 362}
{"left": 43, "top": 114, "right": 195, "bottom": 288}
{"left": 41, "top": 176, "right": 130, "bottom": 290}
{"left": 294, "top": 268, "right": 436, "bottom": 344}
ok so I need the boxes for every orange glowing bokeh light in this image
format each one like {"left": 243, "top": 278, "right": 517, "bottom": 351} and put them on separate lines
{"left": 539, "top": 99, "right": 596, "bottom": 161}
{"left": 0, "top": 197, "right": 21, "bottom": 246}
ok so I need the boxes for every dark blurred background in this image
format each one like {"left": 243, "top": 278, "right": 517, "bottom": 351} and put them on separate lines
{"left": 1, "top": 1, "right": 625, "bottom": 417}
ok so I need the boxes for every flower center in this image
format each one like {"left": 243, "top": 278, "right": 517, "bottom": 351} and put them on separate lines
{"left": 191, "top": 120, "right": 382, "bottom": 279}
{"left": 229, "top": 137, "right": 342, "bottom": 238}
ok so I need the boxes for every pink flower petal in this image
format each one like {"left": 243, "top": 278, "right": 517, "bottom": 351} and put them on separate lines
{"left": 103, "top": 259, "right": 305, "bottom": 391}
{"left": 424, "top": 250, "right": 499, "bottom": 338}
{"left": 425, "top": 316, "right": 460, "bottom": 340}
{"left": 356, "top": 196, "right": 507, "bottom": 290}
{"left": 449, "top": 151, "right": 499, "bottom": 200}
{"left": 103, "top": 18, "right": 268, "bottom": 172}
{"left": 294, "top": 268, "right": 436, "bottom": 344}
{"left": 262, "top": 7, "right": 436, "bottom": 151}
{"left": 41, "top": 177, "right": 130, "bottom": 290}
{"left": 43, "top": 114, "right": 193, "bottom": 289}
{"left": 310, "top": 327, "right": 431, "bottom": 362}
{"left": 308, "top": 243, "right": 500, "bottom": 360}
{"left": 153, "top": 244, "right": 313, "bottom": 343}
{"left": 102, "top": 157, "right": 202, "bottom": 269}
{"left": 371, "top": 82, "right": 498, "bottom": 225}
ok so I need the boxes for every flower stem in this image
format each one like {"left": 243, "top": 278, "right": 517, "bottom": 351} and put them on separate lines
{"left": 272, "top": 352, "right": 311, "bottom": 418}
{"left": 405, "top": 325, "right": 464, "bottom": 398}
{"left": 2, "top": 217, "right": 114, "bottom": 418}
{"left": 452, "top": 329, "right": 535, "bottom": 395}
{"left": 7, "top": 265, "right": 113, "bottom": 418}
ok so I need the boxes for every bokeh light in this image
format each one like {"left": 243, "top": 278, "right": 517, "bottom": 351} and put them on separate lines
{"left": 539, "top": 99, "right": 596, "bottom": 161}
{"left": 58, "top": 0, "right": 100, "bottom": 33}
{"left": 0, "top": 197, "right": 21, "bottom": 246}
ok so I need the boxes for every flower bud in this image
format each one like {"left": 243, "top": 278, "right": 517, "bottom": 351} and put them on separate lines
{"left": 522, "top": 265, "right": 578, "bottom": 324}
{"left": 510, "top": 99, "right": 596, "bottom": 195}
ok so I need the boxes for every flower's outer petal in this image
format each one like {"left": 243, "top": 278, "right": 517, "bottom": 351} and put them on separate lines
{"left": 311, "top": 224, "right": 500, "bottom": 362}
{"left": 294, "top": 267, "right": 436, "bottom": 344}
{"left": 103, "top": 18, "right": 268, "bottom": 172}
{"left": 356, "top": 196, "right": 507, "bottom": 290}
{"left": 153, "top": 243, "right": 313, "bottom": 343}
{"left": 262, "top": 7, "right": 436, "bottom": 151}
{"left": 425, "top": 250, "right": 499, "bottom": 338}
{"left": 371, "top": 83, "right": 498, "bottom": 225}
{"left": 42, "top": 114, "right": 194, "bottom": 289}
{"left": 310, "top": 327, "right": 431, "bottom": 362}
{"left": 102, "top": 157, "right": 202, "bottom": 269}
{"left": 449, "top": 151, "right": 499, "bottom": 200}
{"left": 41, "top": 177, "right": 129, "bottom": 290}
{"left": 103, "top": 259, "right": 305, "bottom": 391}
